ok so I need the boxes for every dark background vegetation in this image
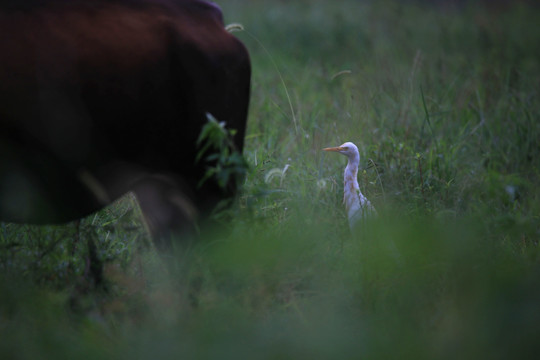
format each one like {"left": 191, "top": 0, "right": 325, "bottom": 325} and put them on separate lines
{"left": 1, "top": 0, "right": 540, "bottom": 358}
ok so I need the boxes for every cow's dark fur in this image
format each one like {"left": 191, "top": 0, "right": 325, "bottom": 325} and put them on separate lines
{"left": 0, "top": 0, "right": 250, "bottom": 246}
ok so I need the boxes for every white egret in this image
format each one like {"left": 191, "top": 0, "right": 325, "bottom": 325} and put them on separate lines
{"left": 323, "top": 142, "right": 376, "bottom": 230}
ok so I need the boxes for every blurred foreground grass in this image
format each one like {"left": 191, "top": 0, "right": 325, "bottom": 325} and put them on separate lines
{"left": 1, "top": 0, "right": 540, "bottom": 358}
{"left": 2, "top": 214, "right": 540, "bottom": 359}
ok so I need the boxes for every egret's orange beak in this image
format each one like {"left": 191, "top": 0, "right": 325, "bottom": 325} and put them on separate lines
{"left": 323, "top": 146, "right": 343, "bottom": 152}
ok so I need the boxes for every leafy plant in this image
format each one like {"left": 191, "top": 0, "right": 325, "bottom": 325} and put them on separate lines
{"left": 196, "top": 113, "right": 249, "bottom": 193}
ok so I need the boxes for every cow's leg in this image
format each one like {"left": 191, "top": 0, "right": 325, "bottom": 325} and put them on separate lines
{"left": 131, "top": 175, "right": 198, "bottom": 251}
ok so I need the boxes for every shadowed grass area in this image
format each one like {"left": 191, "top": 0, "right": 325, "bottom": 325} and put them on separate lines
{"left": 1, "top": 0, "right": 540, "bottom": 358}
{"left": 2, "top": 214, "right": 540, "bottom": 358}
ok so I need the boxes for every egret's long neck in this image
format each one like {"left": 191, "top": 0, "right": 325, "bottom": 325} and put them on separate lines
{"left": 344, "top": 153, "right": 360, "bottom": 191}
{"left": 343, "top": 153, "right": 360, "bottom": 213}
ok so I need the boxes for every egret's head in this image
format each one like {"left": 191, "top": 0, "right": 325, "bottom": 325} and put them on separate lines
{"left": 323, "top": 142, "right": 359, "bottom": 158}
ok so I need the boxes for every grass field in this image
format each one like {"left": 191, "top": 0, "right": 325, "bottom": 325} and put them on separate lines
{"left": 1, "top": 0, "right": 540, "bottom": 358}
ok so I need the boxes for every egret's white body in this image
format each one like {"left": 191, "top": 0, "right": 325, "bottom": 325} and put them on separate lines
{"left": 324, "top": 142, "right": 376, "bottom": 230}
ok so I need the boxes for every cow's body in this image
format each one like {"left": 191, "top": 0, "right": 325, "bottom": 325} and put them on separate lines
{"left": 0, "top": 0, "right": 250, "bottom": 245}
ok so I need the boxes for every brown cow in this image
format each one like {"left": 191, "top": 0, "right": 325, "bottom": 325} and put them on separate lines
{"left": 0, "top": 0, "right": 251, "bottom": 248}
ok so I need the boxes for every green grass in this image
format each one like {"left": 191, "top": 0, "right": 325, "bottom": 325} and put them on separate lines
{"left": 1, "top": 0, "right": 540, "bottom": 358}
